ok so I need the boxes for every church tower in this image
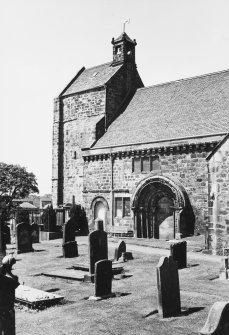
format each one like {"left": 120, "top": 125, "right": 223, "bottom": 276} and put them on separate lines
{"left": 111, "top": 32, "right": 137, "bottom": 66}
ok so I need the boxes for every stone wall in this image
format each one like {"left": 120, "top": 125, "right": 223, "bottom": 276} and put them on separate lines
{"left": 207, "top": 137, "right": 229, "bottom": 255}
{"left": 83, "top": 147, "right": 211, "bottom": 234}
{"left": 62, "top": 89, "right": 106, "bottom": 206}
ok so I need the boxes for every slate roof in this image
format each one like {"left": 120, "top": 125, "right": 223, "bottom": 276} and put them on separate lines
{"left": 94, "top": 69, "right": 229, "bottom": 148}
{"left": 61, "top": 62, "right": 122, "bottom": 96}
{"left": 113, "top": 32, "right": 135, "bottom": 44}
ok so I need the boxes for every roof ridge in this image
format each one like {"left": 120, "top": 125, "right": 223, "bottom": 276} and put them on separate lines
{"left": 136, "top": 68, "right": 229, "bottom": 92}
{"left": 84, "top": 61, "right": 112, "bottom": 71}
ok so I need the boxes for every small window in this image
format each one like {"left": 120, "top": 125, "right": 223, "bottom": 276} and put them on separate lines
{"left": 123, "top": 198, "right": 130, "bottom": 217}
{"left": 142, "top": 156, "right": 150, "bottom": 172}
{"left": 133, "top": 157, "right": 141, "bottom": 173}
{"left": 115, "top": 197, "right": 130, "bottom": 218}
{"left": 152, "top": 156, "right": 160, "bottom": 170}
{"left": 133, "top": 156, "right": 160, "bottom": 173}
{"left": 115, "top": 46, "right": 121, "bottom": 55}
{"left": 115, "top": 198, "right": 122, "bottom": 218}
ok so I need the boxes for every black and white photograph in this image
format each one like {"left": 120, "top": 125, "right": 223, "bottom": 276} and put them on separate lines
{"left": 1, "top": 0, "right": 229, "bottom": 334}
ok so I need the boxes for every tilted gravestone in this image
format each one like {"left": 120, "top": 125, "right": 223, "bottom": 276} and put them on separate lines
{"left": 16, "top": 222, "right": 33, "bottom": 253}
{"left": 170, "top": 241, "right": 187, "bottom": 269}
{"left": 199, "top": 301, "right": 229, "bottom": 334}
{"left": 156, "top": 256, "right": 181, "bottom": 318}
{"left": 62, "top": 217, "right": 78, "bottom": 258}
{"left": 89, "top": 230, "right": 108, "bottom": 276}
{"left": 114, "top": 240, "right": 126, "bottom": 261}
{"left": 94, "top": 260, "right": 113, "bottom": 298}
{"left": 31, "top": 222, "right": 39, "bottom": 244}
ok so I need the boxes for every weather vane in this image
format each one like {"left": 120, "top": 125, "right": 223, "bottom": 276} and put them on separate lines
{"left": 123, "top": 18, "right": 130, "bottom": 33}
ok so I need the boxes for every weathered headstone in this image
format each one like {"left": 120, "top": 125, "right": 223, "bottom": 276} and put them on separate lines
{"left": 156, "top": 256, "right": 181, "bottom": 318}
{"left": 199, "top": 301, "right": 229, "bottom": 335}
{"left": 114, "top": 240, "right": 126, "bottom": 261}
{"left": 170, "top": 241, "right": 187, "bottom": 269}
{"left": 219, "top": 257, "right": 229, "bottom": 280}
{"left": 62, "top": 217, "right": 78, "bottom": 258}
{"left": 31, "top": 222, "right": 39, "bottom": 244}
{"left": 0, "top": 255, "right": 20, "bottom": 335}
{"left": 95, "top": 219, "right": 104, "bottom": 231}
{"left": 16, "top": 222, "right": 33, "bottom": 253}
{"left": 95, "top": 260, "right": 113, "bottom": 298}
{"left": 88, "top": 230, "right": 108, "bottom": 277}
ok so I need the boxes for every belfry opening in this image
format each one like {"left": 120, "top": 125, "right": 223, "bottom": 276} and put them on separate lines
{"left": 132, "top": 176, "right": 195, "bottom": 239}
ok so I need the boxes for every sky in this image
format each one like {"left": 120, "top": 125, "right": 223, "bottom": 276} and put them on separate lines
{"left": 1, "top": 0, "right": 229, "bottom": 195}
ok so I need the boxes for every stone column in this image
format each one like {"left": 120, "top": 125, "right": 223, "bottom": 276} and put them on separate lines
{"left": 151, "top": 207, "right": 156, "bottom": 239}
{"left": 145, "top": 209, "right": 149, "bottom": 238}
{"left": 139, "top": 207, "right": 144, "bottom": 238}
{"left": 175, "top": 208, "right": 183, "bottom": 240}
{"left": 132, "top": 207, "right": 138, "bottom": 238}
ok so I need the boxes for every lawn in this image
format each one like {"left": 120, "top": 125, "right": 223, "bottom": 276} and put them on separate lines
{"left": 11, "top": 237, "right": 226, "bottom": 335}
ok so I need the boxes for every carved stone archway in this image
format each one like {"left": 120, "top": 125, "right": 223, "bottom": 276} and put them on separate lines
{"left": 132, "top": 175, "right": 194, "bottom": 239}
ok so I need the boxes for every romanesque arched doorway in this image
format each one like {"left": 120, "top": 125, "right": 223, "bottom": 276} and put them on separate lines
{"left": 132, "top": 176, "right": 194, "bottom": 239}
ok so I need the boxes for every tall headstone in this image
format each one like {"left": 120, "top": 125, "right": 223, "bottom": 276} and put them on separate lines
{"left": 89, "top": 230, "right": 108, "bottom": 276}
{"left": 16, "top": 222, "right": 33, "bottom": 253}
{"left": 0, "top": 255, "right": 20, "bottom": 335}
{"left": 62, "top": 217, "right": 78, "bottom": 258}
{"left": 170, "top": 241, "right": 187, "bottom": 269}
{"left": 95, "top": 219, "right": 104, "bottom": 231}
{"left": 219, "top": 257, "right": 229, "bottom": 280}
{"left": 31, "top": 222, "right": 39, "bottom": 244}
{"left": 114, "top": 240, "right": 126, "bottom": 261}
{"left": 156, "top": 256, "right": 181, "bottom": 318}
{"left": 95, "top": 260, "right": 113, "bottom": 297}
{"left": 199, "top": 301, "right": 229, "bottom": 335}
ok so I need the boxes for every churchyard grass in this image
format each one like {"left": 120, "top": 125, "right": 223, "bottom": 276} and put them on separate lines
{"left": 13, "top": 236, "right": 227, "bottom": 335}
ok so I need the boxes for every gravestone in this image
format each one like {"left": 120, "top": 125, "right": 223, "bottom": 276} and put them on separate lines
{"left": 199, "top": 301, "right": 229, "bottom": 334}
{"left": 95, "top": 260, "right": 113, "bottom": 298}
{"left": 95, "top": 219, "right": 104, "bottom": 231}
{"left": 16, "top": 222, "right": 33, "bottom": 253}
{"left": 170, "top": 241, "right": 187, "bottom": 269}
{"left": 219, "top": 257, "right": 229, "bottom": 280}
{"left": 89, "top": 230, "right": 108, "bottom": 277}
{"left": 31, "top": 222, "right": 39, "bottom": 243}
{"left": 156, "top": 256, "right": 181, "bottom": 318}
{"left": 0, "top": 255, "right": 20, "bottom": 335}
{"left": 62, "top": 217, "right": 78, "bottom": 258}
{"left": 114, "top": 240, "right": 126, "bottom": 261}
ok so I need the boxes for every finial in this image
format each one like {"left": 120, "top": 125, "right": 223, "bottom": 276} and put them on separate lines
{"left": 123, "top": 18, "right": 130, "bottom": 33}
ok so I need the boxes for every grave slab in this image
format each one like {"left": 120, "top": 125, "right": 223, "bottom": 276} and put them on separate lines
{"left": 15, "top": 285, "right": 64, "bottom": 308}
{"left": 42, "top": 269, "right": 85, "bottom": 281}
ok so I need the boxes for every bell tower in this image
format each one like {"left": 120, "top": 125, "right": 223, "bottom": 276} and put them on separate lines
{"left": 111, "top": 32, "right": 137, "bottom": 66}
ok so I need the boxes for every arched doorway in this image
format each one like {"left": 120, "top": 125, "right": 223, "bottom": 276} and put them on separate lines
{"left": 132, "top": 175, "right": 194, "bottom": 239}
{"left": 91, "top": 197, "right": 109, "bottom": 229}
{"left": 94, "top": 201, "right": 106, "bottom": 221}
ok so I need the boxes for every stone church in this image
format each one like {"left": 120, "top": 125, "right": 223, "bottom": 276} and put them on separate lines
{"left": 52, "top": 31, "right": 229, "bottom": 253}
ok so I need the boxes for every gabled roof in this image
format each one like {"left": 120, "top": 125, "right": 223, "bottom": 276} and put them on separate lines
{"left": 206, "top": 132, "right": 229, "bottom": 161}
{"left": 93, "top": 69, "right": 229, "bottom": 149}
{"left": 60, "top": 62, "right": 122, "bottom": 96}
{"left": 113, "top": 32, "right": 136, "bottom": 44}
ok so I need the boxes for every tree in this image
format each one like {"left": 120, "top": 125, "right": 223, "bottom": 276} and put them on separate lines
{"left": 0, "top": 162, "right": 39, "bottom": 222}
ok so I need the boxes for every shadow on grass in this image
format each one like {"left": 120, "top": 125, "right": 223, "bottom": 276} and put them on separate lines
{"left": 187, "top": 263, "right": 199, "bottom": 268}
{"left": 83, "top": 292, "right": 131, "bottom": 301}
{"left": 113, "top": 274, "right": 133, "bottom": 280}
{"left": 180, "top": 307, "right": 205, "bottom": 316}
{"left": 34, "top": 249, "right": 46, "bottom": 252}
{"left": 45, "top": 288, "right": 60, "bottom": 292}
